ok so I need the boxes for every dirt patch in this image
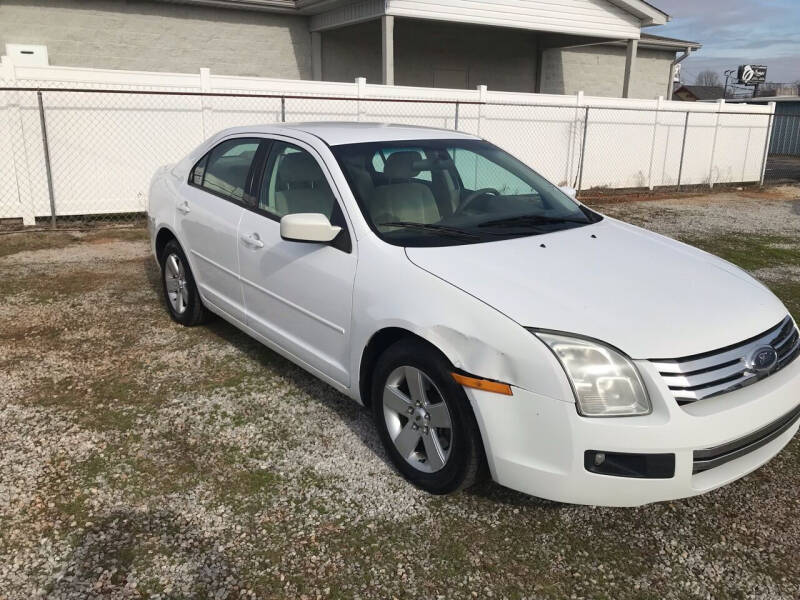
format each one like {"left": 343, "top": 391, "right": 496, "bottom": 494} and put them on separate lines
{"left": 1, "top": 188, "right": 799, "bottom": 599}
{"left": 590, "top": 185, "right": 800, "bottom": 240}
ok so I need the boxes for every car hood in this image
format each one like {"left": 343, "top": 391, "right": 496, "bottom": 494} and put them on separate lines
{"left": 405, "top": 219, "right": 787, "bottom": 359}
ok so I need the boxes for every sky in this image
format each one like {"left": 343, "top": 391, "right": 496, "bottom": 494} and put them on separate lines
{"left": 648, "top": 0, "right": 800, "bottom": 85}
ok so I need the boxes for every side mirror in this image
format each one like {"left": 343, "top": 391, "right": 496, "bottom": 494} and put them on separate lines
{"left": 559, "top": 186, "right": 577, "bottom": 199}
{"left": 280, "top": 213, "right": 341, "bottom": 243}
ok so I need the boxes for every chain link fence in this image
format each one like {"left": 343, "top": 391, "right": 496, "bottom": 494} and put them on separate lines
{"left": 0, "top": 87, "right": 776, "bottom": 229}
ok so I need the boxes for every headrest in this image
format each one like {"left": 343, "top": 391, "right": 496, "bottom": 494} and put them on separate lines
{"left": 384, "top": 151, "right": 423, "bottom": 179}
{"left": 277, "top": 151, "right": 324, "bottom": 183}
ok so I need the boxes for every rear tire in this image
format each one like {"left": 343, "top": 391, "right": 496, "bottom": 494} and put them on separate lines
{"left": 371, "top": 339, "right": 486, "bottom": 494}
{"left": 160, "top": 239, "right": 209, "bottom": 326}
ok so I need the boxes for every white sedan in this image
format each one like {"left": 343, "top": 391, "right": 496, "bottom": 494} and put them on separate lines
{"left": 147, "top": 122, "right": 800, "bottom": 506}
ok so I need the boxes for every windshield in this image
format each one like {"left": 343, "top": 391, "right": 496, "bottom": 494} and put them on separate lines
{"left": 332, "top": 138, "right": 601, "bottom": 247}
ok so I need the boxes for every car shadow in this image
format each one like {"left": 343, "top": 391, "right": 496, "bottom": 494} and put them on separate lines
{"left": 142, "top": 257, "right": 556, "bottom": 508}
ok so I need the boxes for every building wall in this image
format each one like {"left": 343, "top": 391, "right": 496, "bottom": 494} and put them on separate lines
{"left": 0, "top": 2, "right": 674, "bottom": 98}
{"left": 321, "top": 20, "right": 382, "bottom": 84}
{"left": 542, "top": 44, "right": 674, "bottom": 99}
{"left": 323, "top": 18, "right": 539, "bottom": 92}
{"left": 0, "top": 0, "right": 312, "bottom": 79}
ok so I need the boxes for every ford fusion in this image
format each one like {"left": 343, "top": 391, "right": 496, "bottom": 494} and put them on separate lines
{"left": 147, "top": 123, "right": 800, "bottom": 506}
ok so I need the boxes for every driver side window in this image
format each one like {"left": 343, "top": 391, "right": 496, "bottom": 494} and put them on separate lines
{"left": 449, "top": 148, "right": 534, "bottom": 195}
{"left": 258, "top": 142, "right": 337, "bottom": 219}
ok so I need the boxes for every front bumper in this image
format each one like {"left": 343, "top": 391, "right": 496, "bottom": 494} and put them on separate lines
{"left": 468, "top": 353, "right": 800, "bottom": 507}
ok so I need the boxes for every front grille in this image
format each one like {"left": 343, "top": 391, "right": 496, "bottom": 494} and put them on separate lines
{"left": 650, "top": 316, "right": 800, "bottom": 405}
{"left": 693, "top": 404, "right": 800, "bottom": 474}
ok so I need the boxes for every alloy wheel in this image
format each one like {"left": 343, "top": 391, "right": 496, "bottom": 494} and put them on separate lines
{"left": 164, "top": 253, "right": 189, "bottom": 315}
{"left": 382, "top": 365, "right": 453, "bottom": 473}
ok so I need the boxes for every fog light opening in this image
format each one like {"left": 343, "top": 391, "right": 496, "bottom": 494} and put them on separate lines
{"left": 584, "top": 450, "right": 675, "bottom": 479}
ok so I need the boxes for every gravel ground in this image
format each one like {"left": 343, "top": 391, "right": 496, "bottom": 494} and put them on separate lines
{"left": 1, "top": 188, "right": 799, "bottom": 599}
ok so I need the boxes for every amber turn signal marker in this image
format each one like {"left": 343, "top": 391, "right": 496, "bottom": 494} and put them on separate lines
{"left": 451, "top": 372, "right": 513, "bottom": 395}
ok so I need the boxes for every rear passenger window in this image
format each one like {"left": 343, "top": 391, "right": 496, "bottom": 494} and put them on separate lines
{"left": 198, "top": 138, "right": 260, "bottom": 203}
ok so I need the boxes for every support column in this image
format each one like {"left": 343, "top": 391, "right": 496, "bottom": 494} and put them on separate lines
{"left": 311, "top": 31, "right": 322, "bottom": 81}
{"left": 533, "top": 39, "right": 544, "bottom": 93}
{"left": 381, "top": 15, "right": 394, "bottom": 86}
{"left": 622, "top": 39, "right": 638, "bottom": 98}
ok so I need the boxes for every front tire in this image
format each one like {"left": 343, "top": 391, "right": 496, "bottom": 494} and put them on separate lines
{"left": 371, "top": 339, "right": 486, "bottom": 494}
{"left": 160, "top": 240, "right": 208, "bottom": 326}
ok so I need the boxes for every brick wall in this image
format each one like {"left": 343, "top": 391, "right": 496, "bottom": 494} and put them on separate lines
{"left": 541, "top": 45, "right": 673, "bottom": 100}
{"left": 0, "top": 0, "right": 311, "bottom": 79}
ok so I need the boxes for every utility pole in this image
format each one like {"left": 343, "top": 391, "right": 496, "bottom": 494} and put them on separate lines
{"left": 723, "top": 69, "right": 736, "bottom": 99}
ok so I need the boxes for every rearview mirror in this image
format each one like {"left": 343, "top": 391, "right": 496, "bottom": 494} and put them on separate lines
{"left": 559, "top": 186, "right": 577, "bottom": 199}
{"left": 280, "top": 213, "right": 341, "bottom": 243}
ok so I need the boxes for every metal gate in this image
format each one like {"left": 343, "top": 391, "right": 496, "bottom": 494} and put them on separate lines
{"left": 764, "top": 111, "right": 800, "bottom": 184}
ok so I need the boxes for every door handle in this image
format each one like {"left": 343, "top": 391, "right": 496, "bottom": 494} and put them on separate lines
{"left": 240, "top": 233, "right": 264, "bottom": 249}
{"left": 177, "top": 201, "right": 191, "bottom": 214}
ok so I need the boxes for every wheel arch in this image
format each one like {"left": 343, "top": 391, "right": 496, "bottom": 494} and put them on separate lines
{"left": 358, "top": 326, "right": 457, "bottom": 409}
{"left": 154, "top": 226, "right": 179, "bottom": 264}
{"left": 360, "top": 325, "right": 492, "bottom": 487}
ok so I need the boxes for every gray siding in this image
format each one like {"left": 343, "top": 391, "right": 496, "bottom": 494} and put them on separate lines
{"left": 541, "top": 44, "right": 674, "bottom": 99}
{"left": 0, "top": 0, "right": 312, "bottom": 79}
{"left": 323, "top": 19, "right": 539, "bottom": 92}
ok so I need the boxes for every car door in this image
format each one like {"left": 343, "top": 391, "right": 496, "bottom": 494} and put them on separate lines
{"left": 177, "top": 137, "right": 266, "bottom": 323}
{"left": 237, "top": 138, "right": 357, "bottom": 387}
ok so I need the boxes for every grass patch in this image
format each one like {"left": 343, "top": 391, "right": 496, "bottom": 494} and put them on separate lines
{"left": 0, "top": 231, "right": 79, "bottom": 258}
{"left": 0, "top": 227, "right": 147, "bottom": 258}
{"left": 683, "top": 234, "right": 800, "bottom": 272}
{"left": 769, "top": 280, "right": 800, "bottom": 321}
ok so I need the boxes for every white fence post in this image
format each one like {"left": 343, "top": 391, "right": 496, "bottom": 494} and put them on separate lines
{"left": 760, "top": 101, "right": 777, "bottom": 186}
{"left": 647, "top": 96, "right": 664, "bottom": 190}
{"left": 708, "top": 98, "right": 725, "bottom": 188}
{"left": 199, "top": 67, "right": 211, "bottom": 138}
{"left": 568, "top": 91, "right": 585, "bottom": 188}
{"left": 2, "top": 58, "right": 36, "bottom": 225}
{"left": 577, "top": 94, "right": 590, "bottom": 193}
{"left": 356, "top": 77, "right": 366, "bottom": 122}
{"left": 476, "top": 84, "right": 487, "bottom": 136}
{"left": 0, "top": 55, "right": 15, "bottom": 81}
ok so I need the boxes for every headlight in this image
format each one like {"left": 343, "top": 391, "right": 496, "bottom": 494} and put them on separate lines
{"left": 533, "top": 331, "right": 651, "bottom": 417}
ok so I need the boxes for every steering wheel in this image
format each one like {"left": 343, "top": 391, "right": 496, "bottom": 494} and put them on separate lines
{"left": 456, "top": 188, "right": 500, "bottom": 215}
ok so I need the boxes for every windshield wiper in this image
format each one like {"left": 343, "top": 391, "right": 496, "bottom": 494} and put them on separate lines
{"left": 478, "top": 215, "right": 588, "bottom": 228}
{"left": 378, "top": 221, "right": 481, "bottom": 239}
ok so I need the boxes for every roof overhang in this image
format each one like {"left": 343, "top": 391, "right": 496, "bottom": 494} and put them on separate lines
{"left": 157, "top": 0, "right": 298, "bottom": 13}
{"left": 630, "top": 33, "right": 701, "bottom": 51}
{"left": 159, "top": 0, "right": 671, "bottom": 27}
{"left": 606, "top": 0, "right": 669, "bottom": 26}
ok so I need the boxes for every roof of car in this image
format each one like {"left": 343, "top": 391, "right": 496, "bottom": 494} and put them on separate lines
{"left": 215, "top": 122, "right": 481, "bottom": 146}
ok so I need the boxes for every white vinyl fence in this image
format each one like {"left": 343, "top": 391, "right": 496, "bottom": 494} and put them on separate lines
{"left": 0, "top": 60, "right": 775, "bottom": 224}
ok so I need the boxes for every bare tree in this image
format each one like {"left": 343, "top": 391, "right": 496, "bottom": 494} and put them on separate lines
{"left": 696, "top": 70, "right": 722, "bottom": 87}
